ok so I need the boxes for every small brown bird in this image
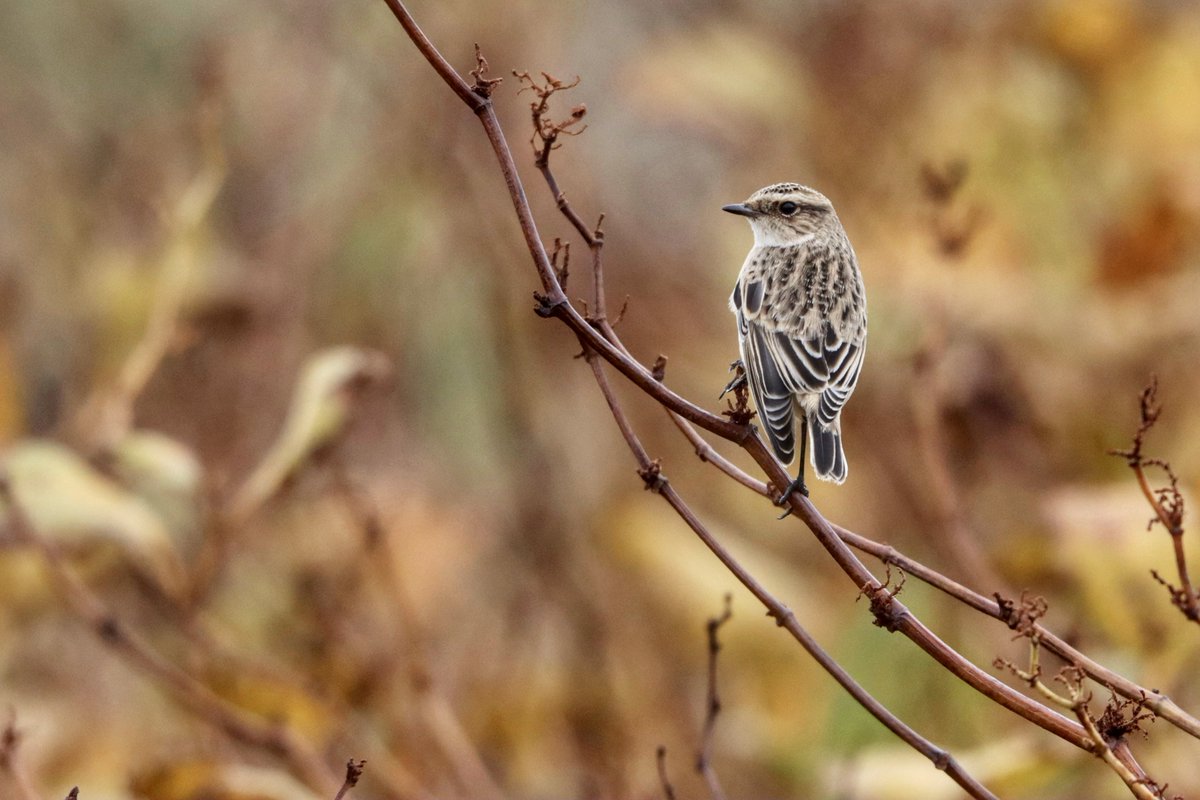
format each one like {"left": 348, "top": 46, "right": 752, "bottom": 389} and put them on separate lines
{"left": 723, "top": 183, "right": 867, "bottom": 499}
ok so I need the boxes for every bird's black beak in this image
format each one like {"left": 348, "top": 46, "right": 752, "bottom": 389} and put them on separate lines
{"left": 722, "top": 203, "right": 758, "bottom": 218}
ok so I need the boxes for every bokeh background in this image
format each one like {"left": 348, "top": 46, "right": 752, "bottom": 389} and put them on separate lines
{"left": 2, "top": 0, "right": 1200, "bottom": 798}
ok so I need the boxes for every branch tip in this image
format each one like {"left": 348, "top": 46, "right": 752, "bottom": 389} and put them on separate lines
{"left": 469, "top": 43, "right": 501, "bottom": 98}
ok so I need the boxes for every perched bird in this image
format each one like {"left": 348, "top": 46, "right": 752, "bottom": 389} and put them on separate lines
{"left": 723, "top": 183, "right": 867, "bottom": 499}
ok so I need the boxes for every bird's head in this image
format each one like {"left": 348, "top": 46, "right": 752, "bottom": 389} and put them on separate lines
{"left": 722, "top": 183, "right": 838, "bottom": 247}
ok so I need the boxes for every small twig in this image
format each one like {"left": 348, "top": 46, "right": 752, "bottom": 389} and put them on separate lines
{"left": 549, "top": 237, "right": 570, "bottom": 290}
{"left": 513, "top": 70, "right": 587, "bottom": 165}
{"left": 332, "top": 759, "right": 366, "bottom": 800}
{"left": 1109, "top": 377, "right": 1197, "bottom": 622}
{"left": 696, "top": 595, "right": 732, "bottom": 800}
{"left": 469, "top": 44, "right": 501, "bottom": 97}
{"left": 63, "top": 790, "right": 78, "bottom": 800}
{"left": 655, "top": 746, "right": 678, "bottom": 800}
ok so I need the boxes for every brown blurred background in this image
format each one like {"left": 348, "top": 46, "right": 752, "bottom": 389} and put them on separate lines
{"left": 2, "top": 0, "right": 1200, "bottom": 798}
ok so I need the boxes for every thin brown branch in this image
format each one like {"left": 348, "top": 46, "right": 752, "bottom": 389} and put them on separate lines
{"left": 0, "top": 479, "right": 340, "bottom": 797}
{"left": 333, "top": 759, "right": 366, "bottom": 800}
{"left": 580, "top": 345, "right": 997, "bottom": 799}
{"left": 63, "top": 790, "right": 78, "bottom": 800}
{"left": 696, "top": 596, "right": 731, "bottom": 800}
{"left": 636, "top": 443, "right": 1200, "bottom": 739}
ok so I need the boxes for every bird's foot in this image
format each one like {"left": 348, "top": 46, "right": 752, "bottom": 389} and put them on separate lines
{"left": 719, "top": 360, "right": 747, "bottom": 399}
{"left": 774, "top": 475, "right": 808, "bottom": 519}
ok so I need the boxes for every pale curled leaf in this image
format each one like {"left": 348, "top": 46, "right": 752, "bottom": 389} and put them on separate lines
{"left": 229, "top": 347, "right": 391, "bottom": 520}
{"left": 0, "top": 440, "right": 185, "bottom": 594}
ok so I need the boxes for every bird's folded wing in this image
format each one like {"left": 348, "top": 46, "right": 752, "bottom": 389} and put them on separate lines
{"left": 754, "top": 321, "right": 864, "bottom": 429}
{"left": 738, "top": 307, "right": 796, "bottom": 463}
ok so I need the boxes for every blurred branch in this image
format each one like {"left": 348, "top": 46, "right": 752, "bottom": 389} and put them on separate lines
{"left": 911, "top": 338, "right": 1008, "bottom": 592}
{"left": 696, "top": 596, "right": 731, "bottom": 800}
{"left": 332, "top": 759, "right": 365, "bottom": 800}
{"left": 0, "top": 714, "right": 42, "bottom": 800}
{"left": 189, "top": 347, "right": 390, "bottom": 609}
{"left": 1110, "top": 376, "right": 1197, "bottom": 623}
{"left": 63, "top": 790, "right": 78, "bottom": 800}
{"left": 379, "top": 2, "right": 1186, "bottom": 791}
{"left": 327, "top": 462, "right": 504, "bottom": 800}
{"left": 655, "top": 746, "right": 677, "bottom": 800}
{"left": 0, "top": 478, "right": 341, "bottom": 797}
{"left": 77, "top": 126, "right": 227, "bottom": 451}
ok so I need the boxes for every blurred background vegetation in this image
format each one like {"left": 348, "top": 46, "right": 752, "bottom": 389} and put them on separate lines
{"left": 1, "top": 0, "right": 1199, "bottom": 798}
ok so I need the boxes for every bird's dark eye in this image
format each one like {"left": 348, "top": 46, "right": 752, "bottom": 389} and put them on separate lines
{"left": 779, "top": 201, "right": 799, "bottom": 216}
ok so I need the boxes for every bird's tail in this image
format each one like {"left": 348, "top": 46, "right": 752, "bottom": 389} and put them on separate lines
{"left": 809, "top": 416, "right": 847, "bottom": 484}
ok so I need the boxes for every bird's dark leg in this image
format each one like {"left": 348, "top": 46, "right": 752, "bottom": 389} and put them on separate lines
{"left": 719, "top": 359, "right": 747, "bottom": 399}
{"left": 775, "top": 417, "right": 809, "bottom": 518}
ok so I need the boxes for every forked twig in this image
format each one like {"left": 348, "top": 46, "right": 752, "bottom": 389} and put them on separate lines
{"left": 1110, "top": 377, "right": 1196, "bottom": 622}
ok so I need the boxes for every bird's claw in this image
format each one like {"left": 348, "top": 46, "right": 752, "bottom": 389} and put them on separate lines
{"left": 719, "top": 371, "right": 747, "bottom": 400}
{"left": 774, "top": 476, "right": 808, "bottom": 518}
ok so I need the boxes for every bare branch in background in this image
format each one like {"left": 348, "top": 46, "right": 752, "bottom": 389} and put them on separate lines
{"left": 63, "top": 789, "right": 78, "bottom": 800}
{"left": 1110, "top": 376, "right": 1197, "bottom": 623}
{"left": 696, "top": 595, "right": 732, "bottom": 800}
{"left": 656, "top": 746, "right": 677, "bottom": 800}
{"left": 0, "top": 714, "right": 42, "bottom": 800}
{"left": 74, "top": 124, "right": 227, "bottom": 453}
{"left": 325, "top": 460, "right": 504, "bottom": 800}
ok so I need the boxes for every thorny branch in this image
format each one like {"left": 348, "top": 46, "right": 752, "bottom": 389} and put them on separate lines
{"left": 1110, "top": 376, "right": 1197, "bottom": 622}
{"left": 379, "top": 2, "right": 1187, "bottom": 793}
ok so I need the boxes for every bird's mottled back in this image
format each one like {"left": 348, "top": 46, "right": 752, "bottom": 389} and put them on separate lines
{"left": 723, "top": 183, "right": 867, "bottom": 489}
